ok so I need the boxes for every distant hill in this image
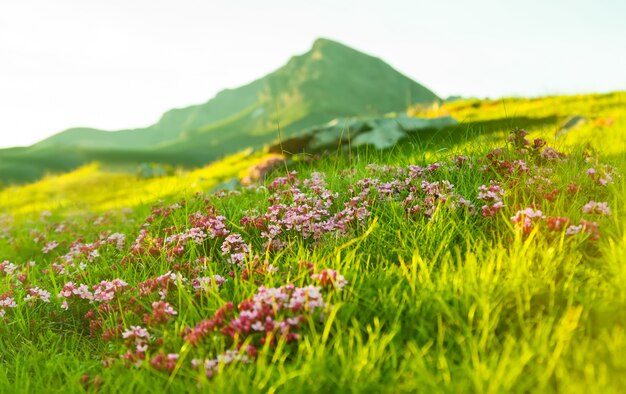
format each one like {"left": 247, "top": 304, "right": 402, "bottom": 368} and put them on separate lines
{"left": 0, "top": 38, "right": 439, "bottom": 184}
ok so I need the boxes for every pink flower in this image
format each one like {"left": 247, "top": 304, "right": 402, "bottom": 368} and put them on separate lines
{"left": 546, "top": 217, "right": 570, "bottom": 232}
{"left": 566, "top": 225, "right": 582, "bottom": 235}
{"left": 541, "top": 147, "right": 564, "bottom": 162}
{"left": 92, "top": 279, "right": 128, "bottom": 302}
{"left": 192, "top": 275, "right": 226, "bottom": 291}
{"left": 0, "top": 261, "right": 17, "bottom": 275}
{"left": 23, "top": 287, "right": 51, "bottom": 303}
{"left": 145, "top": 301, "right": 178, "bottom": 324}
{"left": 221, "top": 234, "right": 250, "bottom": 265}
{"left": 566, "top": 220, "right": 601, "bottom": 240}
{"left": 122, "top": 325, "right": 151, "bottom": 353}
{"left": 107, "top": 233, "right": 126, "bottom": 250}
{"left": 511, "top": 208, "right": 543, "bottom": 234}
{"left": 0, "top": 295, "right": 17, "bottom": 317}
{"left": 582, "top": 201, "right": 611, "bottom": 216}
{"left": 482, "top": 201, "right": 505, "bottom": 218}
{"left": 42, "top": 241, "right": 59, "bottom": 254}
{"left": 478, "top": 182, "right": 504, "bottom": 202}
{"left": 311, "top": 269, "right": 348, "bottom": 291}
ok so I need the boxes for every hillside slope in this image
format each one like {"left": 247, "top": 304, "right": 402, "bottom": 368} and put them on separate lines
{"left": 0, "top": 39, "right": 440, "bottom": 184}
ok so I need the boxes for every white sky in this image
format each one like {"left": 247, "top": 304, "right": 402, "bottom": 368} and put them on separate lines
{"left": 1, "top": 0, "right": 625, "bottom": 148}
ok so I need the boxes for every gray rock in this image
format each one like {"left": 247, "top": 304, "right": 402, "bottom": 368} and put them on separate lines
{"left": 271, "top": 114, "right": 458, "bottom": 153}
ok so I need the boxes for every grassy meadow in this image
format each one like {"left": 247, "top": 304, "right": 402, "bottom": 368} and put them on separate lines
{"left": 0, "top": 92, "right": 625, "bottom": 393}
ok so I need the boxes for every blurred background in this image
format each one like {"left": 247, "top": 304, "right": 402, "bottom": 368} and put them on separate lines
{"left": 1, "top": 0, "right": 625, "bottom": 149}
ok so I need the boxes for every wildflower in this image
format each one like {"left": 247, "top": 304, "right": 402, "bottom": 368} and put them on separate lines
{"left": 544, "top": 189, "right": 559, "bottom": 202}
{"left": 482, "top": 201, "right": 504, "bottom": 218}
{"left": 0, "top": 294, "right": 17, "bottom": 317}
{"left": 478, "top": 182, "right": 504, "bottom": 202}
{"left": 508, "top": 128, "right": 530, "bottom": 150}
{"left": 221, "top": 234, "right": 250, "bottom": 266}
{"left": 192, "top": 275, "right": 226, "bottom": 292}
{"left": 565, "top": 225, "right": 582, "bottom": 235}
{"left": 451, "top": 155, "right": 471, "bottom": 167}
{"left": 511, "top": 208, "right": 543, "bottom": 234}
{"left": 311, "top": 269, "right": 348, "bottom": 291}
{"left": 144, "top": 301, "right": 177, "bottom": 325}
{"left": 486, "top": 148, "right": 504, "bottom": 159}
{"left": 138, "top": 272, "right": 179, "bottom": 298}
{"left": 587, "top": 166, "right": 616, "bottom": 186}
{"left": 0, "top": 261, "right": 17, "bottom": 276}
{"left": 192, "top": 349, "right": 251, "bottom": 379}
{"left": 122, "top": 325, "right": 151, "bottom": 353}
{"left": 219, "top": 285, "right": 325, "bottom": 346}
{"left": 513, "top": 160, "right": 529, "bottom": 172}
{"left": 185, "top": 302, "right": 234, "bottom": 345}
{"left": 58, "top": 282, "right": 94, "bottom": 302}
{"left": 23, "top": 287, "right": 51, "bottom": 303}
{"left": 541, "top": 147, "right": 564, "bottom": 162}
{"left": 150, "top": 353, "right": 179, "bottom": 373}
{"left": 582, "top": 201, "right": 611, "bottom": 216}
{"left": 567, "top": 182, "right": 581, "bottom": 194}
{"left": 580, "top": 219, "right": 600, "bottom": 240}
{"left": 42, "top": 241, "right": 59, "bottom": 254}
{"left": 566, "top": 220, "right": 601, "bottom": 240}
{"left": 92, "top": 279, "right": 128, "bottom": 303}
{"left": 546, "top": 216, "right": 570, "bottom": 231}
{"left": 107, "top": 233, "right": 126, "bottom": 250}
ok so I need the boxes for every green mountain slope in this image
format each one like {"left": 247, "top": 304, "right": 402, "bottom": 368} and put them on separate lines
{"left": 1, "top": 38, "right": 439, "bottom": 184}
{"left": 161, "top": 38, "right": 439, "bottom": 160}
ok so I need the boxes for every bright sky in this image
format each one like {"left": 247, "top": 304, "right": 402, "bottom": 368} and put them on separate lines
{"left": 1, "top": 0, "right": 625, "bottom": 148}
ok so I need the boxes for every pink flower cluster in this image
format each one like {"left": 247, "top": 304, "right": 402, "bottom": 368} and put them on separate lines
{"left": 93, "top": 279, "right": 129, "bottom": 302}
{"left": 582, "top": 201, "right": 611, "bottom": 216}
{"left": 546, "top": 216, "right": 570, "bottom": 232}
{"left": 192, "top": 275, "right": 227, "bottom": 292}
{"left": 404, "top": 180, "right": 473, "bottom": 218}
{"left": 511, "top": 208, "right": 605, "bottom": 241}
{"left": 311, "top": 269, "right": 348, "bottom": 291}
{"left": 192, "top": 349, "right": 252, "bottom": 379}
{"left": 478, "top": 181, "right": 505, "bottom": 217}
{"left": 0, "top": 293, "right": 17, "bottom": 317}
{"left": 587, "top": 166, "right": 615, "bottom": 186}
{"left": 221, "top": 234, "right": 250, "bottom": 266}
{"left": 138, "top": 271, "right": 183, "bottom": 299}
{"left": 0, "top": 260, "right": 17, "bottom": 276}
{"left": 23, "top": 287, "right": 51, "bottom": 303}
{"left": 106, "top": 233, "right": 126, "bottom": 251}
{"left": 42, "top": 240, "right": 59, "bottom": 254}
{"left": 241, "top": 171, "right": 371, "bottom": 245}
{"left": 58, "top": 282, "right": 93, "bottom": 300}
{"left": 566, "top": 220, "right": 600, "bottom": 240}
{"left": 150, "top": 352, "right": 180, "bottom": 373}
{"left": 122, "top": 325, "right": 151, "bottom": 363}
{"left": 511, "top": 208, "right": 544, "bottom": 234}
{"left": 221, "top": 284, "right": 325, "bottom": 345}
{"left": 144, "top": 301, "right": 177, "bottom": 325}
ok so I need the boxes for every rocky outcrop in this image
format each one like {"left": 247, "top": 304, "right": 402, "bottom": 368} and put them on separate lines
{"left": 270, "top": 114, "right": 458, "bottom": 153}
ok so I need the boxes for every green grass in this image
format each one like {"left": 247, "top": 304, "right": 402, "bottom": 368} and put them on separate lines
{"left": 0, "top": 93, "right": 625, "bottom": 393}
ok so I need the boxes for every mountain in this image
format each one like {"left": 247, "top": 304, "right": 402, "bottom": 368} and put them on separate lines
{"left": 0, "top": 38, "right": 439, "bottom": 184}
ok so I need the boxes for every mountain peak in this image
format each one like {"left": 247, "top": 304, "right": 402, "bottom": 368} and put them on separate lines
{"left": 309, "top": 37, "right": 367, "bottom": 59}
{"left": 312, "top": 37, "right": 346, "bottom": 49}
